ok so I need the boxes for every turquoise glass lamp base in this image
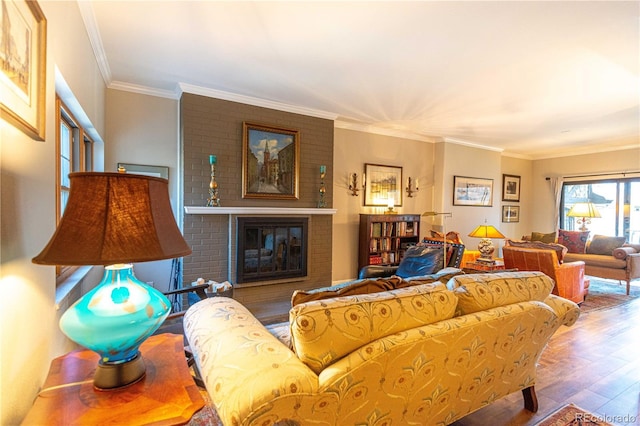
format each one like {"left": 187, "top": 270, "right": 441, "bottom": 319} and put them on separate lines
{"left": 59, "top": 264, "right": 170, "bottom": 389}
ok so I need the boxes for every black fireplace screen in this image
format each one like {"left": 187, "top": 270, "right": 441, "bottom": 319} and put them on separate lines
{"left": 237, "top": 217, "right": 308, "bottom": 283}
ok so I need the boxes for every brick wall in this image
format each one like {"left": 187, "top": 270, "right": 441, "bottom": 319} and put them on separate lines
{"left": 181, "top": 93, "right": 334, "bottom": 307}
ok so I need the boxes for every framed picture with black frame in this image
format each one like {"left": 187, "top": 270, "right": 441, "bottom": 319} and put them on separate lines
{"left": 502, "top": 174, "right": 521, "bottom": 202}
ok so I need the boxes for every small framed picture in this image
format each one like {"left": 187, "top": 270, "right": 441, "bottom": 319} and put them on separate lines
{"left": 502, "top": 205, "right": 520, "bottom": 223}
{"left": 502, "top": 174, "right": 521, "bottom": 202}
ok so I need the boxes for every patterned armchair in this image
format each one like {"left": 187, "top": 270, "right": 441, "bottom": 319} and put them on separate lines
{"left": 184, "top": 271, "right": 579, "bottom": 425}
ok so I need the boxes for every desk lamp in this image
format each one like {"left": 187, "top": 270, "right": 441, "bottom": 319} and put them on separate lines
{"left": 567, "top": 202, "right": 601, "bottom": 232}
{"left": 33, "top": 172, "right": 191, "bottom": 389}
{"left": 468, "top": 221, "right": 506, "bottom": 263}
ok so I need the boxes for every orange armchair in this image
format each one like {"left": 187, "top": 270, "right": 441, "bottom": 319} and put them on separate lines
{"left": 502, "top": 245, "right": 588, "bottom": 304}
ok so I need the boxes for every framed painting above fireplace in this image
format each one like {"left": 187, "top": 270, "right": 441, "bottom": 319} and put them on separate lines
{"left": 242, "top": 122, "right": 300, "bottom": 200}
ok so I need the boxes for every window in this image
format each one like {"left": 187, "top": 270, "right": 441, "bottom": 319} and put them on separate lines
{"left": 56, "top": 96, "right": 94, "bottom": 281}
{"left": 561, "top": 178, "right": 640, "bottom": 243}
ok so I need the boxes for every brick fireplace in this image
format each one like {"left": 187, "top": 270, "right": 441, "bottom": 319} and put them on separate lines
{"left": 180, "top": 93, "right": 335, "bottom": 313}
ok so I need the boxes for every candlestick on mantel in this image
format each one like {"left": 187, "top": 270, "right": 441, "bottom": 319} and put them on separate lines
{"left": 318, "top": 165, "right": 327, "bottom": 208}
{"left": 207, "top": 155, "right": 221, "bottom": 207}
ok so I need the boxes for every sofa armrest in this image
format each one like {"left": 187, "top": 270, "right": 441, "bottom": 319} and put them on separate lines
{"left": 627, "top": 253, "right": 640, "bottom": 279}
{"left": 358, "top": 265, "right": 399, "bottom": 279}
{"left": 184, "top": 298, "right": 318, "bottom": 424}
{"left": 543, "top": 294, "right": 580, "bottom": 326}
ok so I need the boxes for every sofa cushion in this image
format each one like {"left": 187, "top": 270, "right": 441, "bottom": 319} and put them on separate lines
{"left": 531, "top": 231, "right": 557, "bottom": 243}
{"left": 586, "top": 234, "right": 626, "bottom": 256}
{"left": 505, "top": 239, "right": 568, "bottom": 263}
{"left": 395, "top": 245, "right": 444, "bottom": 278}
{"left": 448, "top": 271, "right": 555, "bottom": 315}
{"left": 557, "top": 229, "right": 590, "bottom": 253}
{"left": 289, "top": 282, "right": 457, "bottom": 373}
{"left": 291, "top": 276, "right": 403, "bottom": 307}
{"left": 563, "top": 252, "right": 627, "bottom": 269}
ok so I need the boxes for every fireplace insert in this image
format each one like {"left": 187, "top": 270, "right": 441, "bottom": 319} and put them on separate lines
{"left": 237, "top": 217, "right": 308, "bottom": 283}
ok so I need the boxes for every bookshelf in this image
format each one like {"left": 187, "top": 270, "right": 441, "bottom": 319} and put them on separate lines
{"left": 358, "top": 214, "right": 421, "bottom": 272}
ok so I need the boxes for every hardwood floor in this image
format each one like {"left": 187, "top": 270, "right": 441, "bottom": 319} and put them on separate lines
{"left": 452, "top": 294, "right": 640, "bottom": 426}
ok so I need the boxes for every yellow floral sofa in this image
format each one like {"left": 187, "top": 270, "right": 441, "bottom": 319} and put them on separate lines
{"left": 184, "top": 271, "right": 580, "bottom": 426}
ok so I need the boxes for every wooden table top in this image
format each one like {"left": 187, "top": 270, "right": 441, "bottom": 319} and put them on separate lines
{"left": 22, "top": 333, "right": 204, "bottom": 425}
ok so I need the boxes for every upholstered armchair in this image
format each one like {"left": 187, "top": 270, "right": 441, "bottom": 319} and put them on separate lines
{"left": 502, "top": 245, "right": 588, "bottom": 304}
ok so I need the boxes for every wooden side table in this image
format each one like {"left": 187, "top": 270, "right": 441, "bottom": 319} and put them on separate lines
{"left": 464, "top": 259, "right": 506, "bottom": 272}
{"left": 22, "top": 333, "right": 204, "bottom": 425}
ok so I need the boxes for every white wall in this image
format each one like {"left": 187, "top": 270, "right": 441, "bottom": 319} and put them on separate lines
{"left": 104, "top": 89, "right": 180, "bottom": 291}
{"left": 0, "top": 2, "right": 105, "bottom": 423}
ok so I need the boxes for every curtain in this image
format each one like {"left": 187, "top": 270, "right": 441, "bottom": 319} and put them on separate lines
{"left": 549, "top": 177, "right": 564, "bottom": 229}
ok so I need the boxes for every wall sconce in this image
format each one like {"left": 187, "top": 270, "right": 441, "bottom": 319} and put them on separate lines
{"left": 349, "top": 172, "right": 364, "bottom": 196}
{"left": 406, "top": 177, "right": 419, "bottom": 198}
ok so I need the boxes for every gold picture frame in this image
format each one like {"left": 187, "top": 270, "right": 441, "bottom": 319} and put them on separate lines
{"left": 364, "top": 163, "right": 403, "bottom": 206}
{"left": 242, "top": 122, "right": 300, "bottom": 200}
{"left": 0, "top": 0, "right": 47, "bottom": 140}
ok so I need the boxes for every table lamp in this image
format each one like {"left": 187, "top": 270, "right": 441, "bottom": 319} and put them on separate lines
{"left": 468, "top": 221, "right": 506, "bottom": 263}
{"left": 33, "top": 172, "right": 192, "bottom": 389}
{"left": 567, "top": 202, "right": 601, "bottom": 232}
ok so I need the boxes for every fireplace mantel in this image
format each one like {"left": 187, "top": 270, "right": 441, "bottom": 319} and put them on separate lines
{"left": 185, "top": 206, "right": 337, "bottom": 215}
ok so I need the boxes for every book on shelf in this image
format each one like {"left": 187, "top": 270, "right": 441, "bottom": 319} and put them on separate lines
{"left": 371, "top": 223, "right": 382, "bottom": 238}
{"left": 369, "top": 256, "right": 382, "bottom": 265}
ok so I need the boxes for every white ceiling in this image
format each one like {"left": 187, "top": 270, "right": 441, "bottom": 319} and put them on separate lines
{"left": 81, "top": 1, "right": 639, "bottom": 159}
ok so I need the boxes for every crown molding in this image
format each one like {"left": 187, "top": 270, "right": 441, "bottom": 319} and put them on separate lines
{"left": 334, "top": 120, "right": 439, "bottom": 143}
{"left": 108, "top": 81, "right": 179, "bottom": 99}
{"left": 178, "top": 83, "right": 338, "bottom": 120}
{"left": 77, "top": 1, "right": 111, "bottom": 86}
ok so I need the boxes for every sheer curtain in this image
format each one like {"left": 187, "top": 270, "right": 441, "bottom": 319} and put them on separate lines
{"left": 550, "top": 177, "right": 564, "bottom": 229}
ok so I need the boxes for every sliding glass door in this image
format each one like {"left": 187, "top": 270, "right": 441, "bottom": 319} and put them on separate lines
{"left": 561, "top": 178, "right": 640, "bottom": 242}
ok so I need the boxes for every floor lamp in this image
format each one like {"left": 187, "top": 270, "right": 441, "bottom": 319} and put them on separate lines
{"left": 422, "top": 211, "right": 452, "bottom": 267}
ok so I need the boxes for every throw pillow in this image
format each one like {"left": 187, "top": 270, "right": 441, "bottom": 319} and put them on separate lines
{"left": 530, "top": 231, "right": 557, "bottom": 244}
{"left": 291, "top": 276, "right": 403, "bottom": 306}
{"left": 557, "top": 229, "right": 590, "bottom": 254}
{"left": 395, "top": 245, "right": 444, "bottom": 278}
{"left": 586, "top": 234, "right": 626, "bottom": 256}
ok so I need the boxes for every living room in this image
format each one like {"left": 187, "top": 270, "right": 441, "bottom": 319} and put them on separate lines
{"left": 2, "top": 1, "right": 639, "bottom": 424}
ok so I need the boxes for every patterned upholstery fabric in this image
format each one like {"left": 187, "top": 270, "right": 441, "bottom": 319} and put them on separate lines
{"left": 290, "top": 282, "right": 456, "bottom": 373}
{"left": 557, "top": 229, "right": 590, "bottom": 253}
{"left": 448, "top": 271, "right": 555, "bottom": 315}
{"left": 184, "top": 272, "right": 580, "bottom": 426}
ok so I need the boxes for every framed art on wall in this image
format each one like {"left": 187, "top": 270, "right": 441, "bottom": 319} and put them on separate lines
{"left": 502, "top": 205, "right": 520, "bottom": 222}
{"left": 0, "top": 0, "right": 47, "bottom": 140}
{"left": 242, "top": 122, "right": 299, "bottom": 200}
{"left": 117, "top": 163, "right": 169, "bottom": 179}
{"left": 453, "top": 176, "right": 493, "bottom": 206}
{"left": 364, "top": 163, "right": 403, "bottom": 206}
{"left": 502, "top": 174, "right": 521, "bottom": 202}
